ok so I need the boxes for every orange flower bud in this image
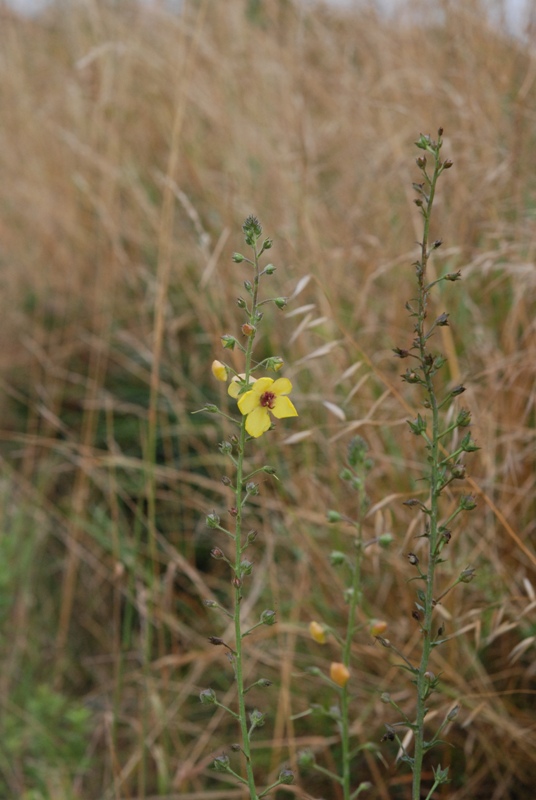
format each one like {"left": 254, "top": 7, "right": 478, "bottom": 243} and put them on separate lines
{"left": 330, "top": 662, "right": 350, "bottom": 688}
{"left": 369, "top": 619, "right": 388, "bottom": 637}
{"left": 309, "top": 621, "right": 327, "bottom": 644}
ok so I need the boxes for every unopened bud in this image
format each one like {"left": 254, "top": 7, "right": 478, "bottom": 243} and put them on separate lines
{"left": 213, "top": 754, "right": 231, "bottom": 772}
{"left": 232, "top": 252, "right": 245, "bottom": 263}
{"left": 260, "top": 609, "right": 276, "bottom": 625}
{"left": 369, "top": 619, "right": 388, "bottom": 636}
{"left": 330, "top": 662, "right": 350, "bottom": 688}
{"left": 329, "top": 550, "right": 346, "bottom": 566}
{"left": 460, "top": 566, "right": 476, "bottom": 583}
{"left": 199, "top": 688, "right": 216, "bottom": 704}
{"left": 279, "top": 769, "right": 294, "bottom": 785}
{"left": 211, "top": 360, "right": 228, "bottom": 381}
{"left": 297, "top": 749, "right": 315, "bottom": 768}
{"left": 249, "top": 709, "right": 266, "bottom": 727}
{"left": 241, "top": 323, "right": 256, "bottom": 336}
{"left": 309, "top": 621, "right": 327, "bottom": 644}
{"left": 460, "top": 495, "right": 477, "bottom": 511}
{"left": 456, "top": 409, "right": 471, "bottom": 427}
{"left": 221, "top": 334, "right": 236, "bottom": 350}
{"left": 239, "top": 559, "right": 253, "bottom": 576}
{"left": 378, "top": 532, "right": 394, "bottom": 547}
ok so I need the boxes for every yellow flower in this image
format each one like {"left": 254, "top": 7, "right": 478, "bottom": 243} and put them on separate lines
{"left": 229, "top": 376, "right": 298, "bottom": 438}
{"left": 211, "top": 360, "right": 228, "bottom": 382}
{"left": 309, "top": 621, "right": 327, "bottom": 644}
{"left": 330, "top": 662, "right": 350, "bottom": 688}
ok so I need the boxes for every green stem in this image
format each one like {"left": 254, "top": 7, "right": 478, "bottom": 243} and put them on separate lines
{"left": 412, "top": 135, "right": 443, "bottom": 800}
{"left": 231, "top": 243, "right": 262, "bottom": 800}
{"left": 341, "top": 513, "right": 364, "bottom": 798}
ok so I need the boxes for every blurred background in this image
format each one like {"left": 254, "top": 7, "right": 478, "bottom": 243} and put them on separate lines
{"left": 0, "top": 0, "right": 535, "bottom": 798}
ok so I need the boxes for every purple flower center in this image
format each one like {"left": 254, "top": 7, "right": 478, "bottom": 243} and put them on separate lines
{"left": 260, "top": 391, "right": 276, "bottom": 409}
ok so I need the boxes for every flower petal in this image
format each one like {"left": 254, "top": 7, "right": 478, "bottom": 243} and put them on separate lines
{"left": 252, "top": 377, "right": 274, "bottom": 395}
{"left": 271, "top": 377, "right": 292, "bottom": 396}
{"left": 271, "top": 395, "right": 298, "bottom": 419}
{"left": 238, "top": 389, "right": 260, "bottom": 415}
{"left": 245, "top": 406, "right": 271, "bottom": 438}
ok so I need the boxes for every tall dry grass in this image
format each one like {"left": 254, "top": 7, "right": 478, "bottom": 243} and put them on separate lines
{"left": 0, "top": 0, "right": 534, "bottom": 798}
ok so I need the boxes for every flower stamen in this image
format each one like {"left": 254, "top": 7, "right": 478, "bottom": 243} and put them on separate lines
{"left": 260, "top": 391, "right": 276, "bottom": 409}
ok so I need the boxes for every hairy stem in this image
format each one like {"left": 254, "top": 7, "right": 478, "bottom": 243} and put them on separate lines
{"left": 412, "top": 134, "right": 444, "bottom": 800}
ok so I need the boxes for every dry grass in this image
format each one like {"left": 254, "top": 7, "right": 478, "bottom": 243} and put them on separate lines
{"left": 0, "top": 0, "right": 535, "bottom": 798}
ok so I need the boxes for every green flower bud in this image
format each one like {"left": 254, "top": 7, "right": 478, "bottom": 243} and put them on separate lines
{"left": 249, "top": 709, "right": 266, "bottom": 728}
{"left": 279, "top": 769, "right": 294, "bottom": 785}
{"left": 460, "top": 495, "right": 477, "bottom": 511}
{"left": 239, "top": 559, "right": 253, "bottom": 576}
{"left": 329, "top": 550, "right": 346, "bottom": 566}
{"left": 206, "top": 512, "right": 220, "bottom": 529}
{"left": 260, "top": 609, "right": 276, "bottom": 625}
{"left": 274, "top": 297, "right": 287, "bottom": 309}
{"left": 408, "top": 414, "right": 427, "bottom": 435}
{"left": 327, "top": 510, "right": 343, "bottom": 522}
{"left": 456, "top": 409, "right": 471, "bottom": 427}
{"left": 243, "top": 214, "right": 262, "bottom": 239}
{"left": 297, "top": 749, "right": 315, "bottom": 768}
{"left": 213, "top": 754, "right": 230, "bottom": 772}
{"left": 221, "top": 334, "right": 236, "bottom": 350}
{"left": 378, "top": 532, "right": 394, "bottom": 548}
{"left": 460, "top": 566, "right": 476, "bottom": 583}
{"left": 199, "top": 688, "right": 216, "bottom": 704}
